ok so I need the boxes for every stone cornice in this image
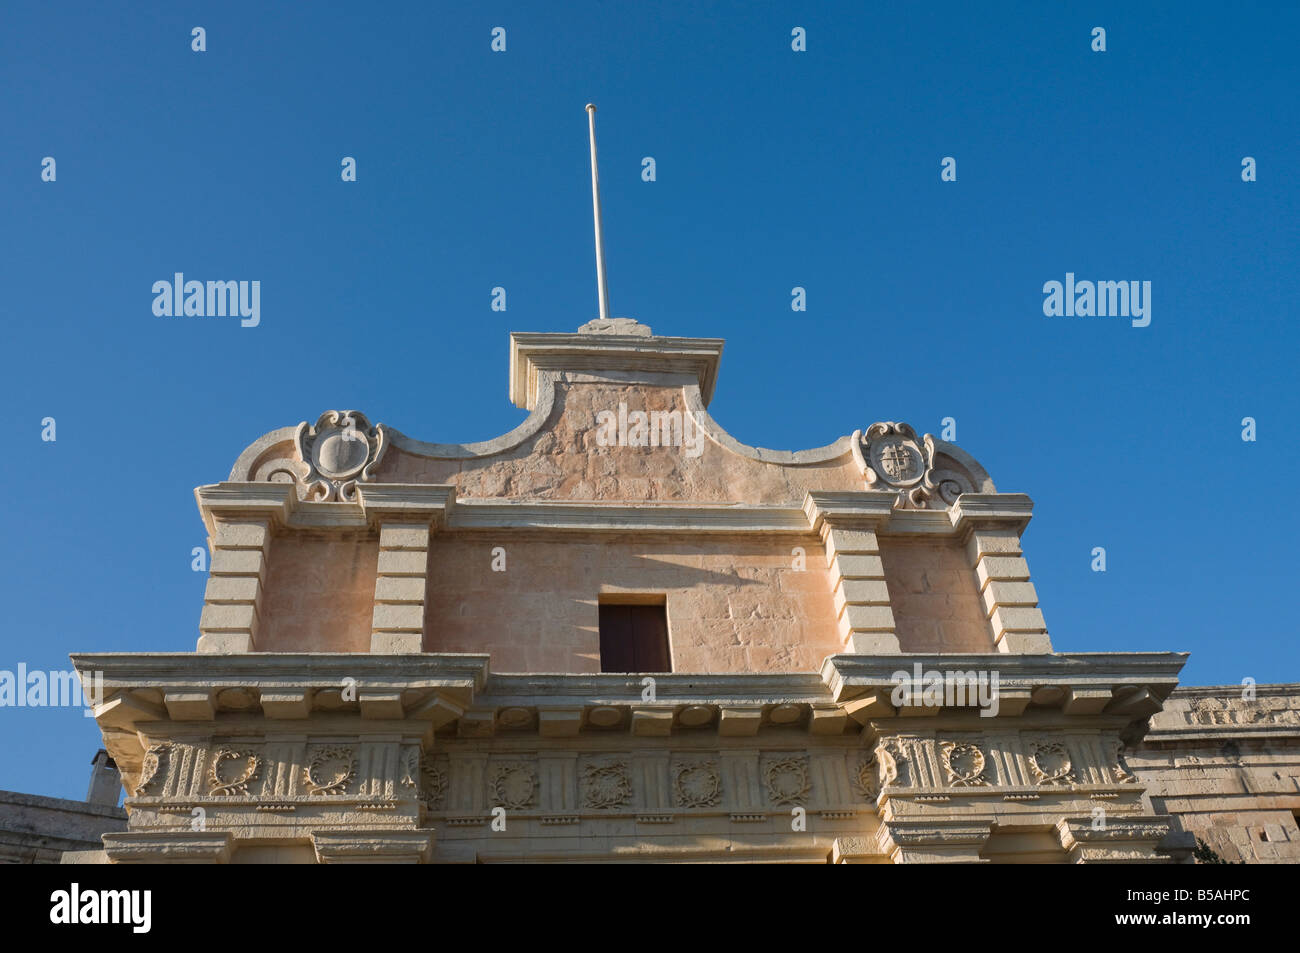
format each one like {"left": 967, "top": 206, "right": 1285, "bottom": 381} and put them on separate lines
{"left": 71, "top": 652, "right": 491, "bottom": 696}
{"left": 804, "top": 490, "right": 899, "bottom": 531}
{"left": 1141, "top": 683, "right": 1300, "bottom": 744}
{"left": 196, "top": 482, "right": 1029, "bottom": 538}
{"left": 509, "top": 330, "right": 725, "bottom": 410}
{"left": 949, "top": 493, "right": 1034, "bottom": 534}
{"left": 823, "top": 652, "right": 1186, "bottom": 697}
{"left": 71, "top": 652, "right": 1189, "bottom": 738}
{"left": 195, "top": 483, "right": 457, "bottom": 535}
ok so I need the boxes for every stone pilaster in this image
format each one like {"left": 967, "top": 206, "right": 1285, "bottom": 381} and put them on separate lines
{"left": 805, "top": 492, "right": 900, "bottom": 654}
{"left": 356, "top": 485, "right": 454, "bottom": 654}
{"left": 951, "top": 494, "right": 1052, "bottom": 654}
{"left": 370, "top": 521, "right": 430, "bottom": 653}
{"left": 197, "top": 518, "right": 271, "bottom": 653}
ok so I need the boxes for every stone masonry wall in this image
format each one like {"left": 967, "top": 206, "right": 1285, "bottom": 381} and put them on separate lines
{"left": 880, "top": 538, "right": 993, "bottom": 653}
{"left": 256, "top": 533, "right": 378, "bottom": 652}
{"left": 422, "top": 533, "right": 841, "bottom": 672}
{"left": 1129, "top": 685, "right": 1300, "bottom": 863}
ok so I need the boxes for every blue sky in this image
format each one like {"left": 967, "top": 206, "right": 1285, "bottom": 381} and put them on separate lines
{"left": 2, "top": 1, "right": 1297, "bottom": 799}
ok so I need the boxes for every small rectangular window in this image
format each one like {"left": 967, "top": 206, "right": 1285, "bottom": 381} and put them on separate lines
{"left": 599, "top": 602, "right": 671, "bottom": 673}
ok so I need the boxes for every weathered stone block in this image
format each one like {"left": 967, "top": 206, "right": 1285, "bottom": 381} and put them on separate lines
{"left": 822, "top": 528, "right": 879, "bottom": 563}
{"left": 834, "top": 578, "right": 891, "bottom": 607}
{"left": 374, "top": 576, "right": 426, "bottom": 604}
{"left": 975, "top": 556, "right": 1031, "bottom": 588}
{"left": 213, "top": 519, "right": 271, "bottom": 551}
{"left": 990, "top": 606, "right": 1047, "bottom": 634}
{"left": 834, "top": 554, "right": 886, "bottom": 579}
{"left": 980, "top": 581, "right": 1039, "bottom": 616}
{"left": 203, "top": 575, "right": 262, "bottom": 604}
{"left": 209, "top": 549, "right": 266, "bottom": 576}
{"left": 371, "top": 604, "right": 424, "bottom": 632}
{"left": 964, "top": 529, "right": 1023, "bottom": 564}
{"left": 376, "top": 550, "right": 427, "bottom": 576}
{"left": 196, "top": 632, "right": 254, "bottom": 653}
{"left": 369, "top": 631, "right": 422, "bottom": 654}
{"left": 378, "top": 523, "right": 431, "bottom": 551}
{"left": 995, "top": 630, "right": 1053, "bottom": 654}
{"left": 844, "top": 631, "right": 902, "bottom": 654}
{"left": 199, "top": 603, "right": 257, "bottom": 632}
{"left": 838, "top": 604, "right": 896, "bottom": 632}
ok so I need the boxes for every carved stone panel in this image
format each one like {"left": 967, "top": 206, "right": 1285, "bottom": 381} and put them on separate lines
{"left": 857, "top": 421, "right": 976, "bottom": 508}
{"left": 294, "top": 410, "right": 387, "bottom": 502}
{"left": 304, "top": 745, "right": 357, "bottom": 796}
{"left": 581, "top": 758, "right": 633, "bottom": 809}
{"left": 489, "top": 762, "right": 538, "bottom": 809}
{"left": 420, "top": 757, "right": 448, "bottom": 811}
{"left": 762, "top": 755, "right": 810, "bottom": 805}
{"left": 1028, "top": 742, "right": 1076, "bottom": 786}
{"left": 940, "top": 742, "right": 989, "bottom": 787}
{"left": 672, "top": 759, "right": 722, "bottom": 808}
{"left": 136, "top": 743, "right": 171, "bottom": 796}
{"left": 208, "top": 748, "right": 261, "bottom": 797}
{"left": 852, "top": 754, "right": 879, "bottom": 801}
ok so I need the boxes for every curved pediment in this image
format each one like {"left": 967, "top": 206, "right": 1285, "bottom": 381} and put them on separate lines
{"left": 227, "top": 321, "right": 994, "bottom": 509}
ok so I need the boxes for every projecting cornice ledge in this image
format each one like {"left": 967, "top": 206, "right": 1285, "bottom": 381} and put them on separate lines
{"left": 196, "top": 482, "right": 1034, "bottom": 538}
{"left": 195, "top": 482, "right": 457, "bottom": 535}
{"left": 822, "top": 652, "right": 1189, "bottom": 737}
{"left": 509, "top": 329, "right": 725, "bottom": 411}
{"left": 71, "top": 652, "right": 491, "bottom": 731}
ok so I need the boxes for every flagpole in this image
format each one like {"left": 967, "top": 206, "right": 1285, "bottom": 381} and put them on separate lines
{"left": 586, "top": 104, "right": 612, "bottom": 321}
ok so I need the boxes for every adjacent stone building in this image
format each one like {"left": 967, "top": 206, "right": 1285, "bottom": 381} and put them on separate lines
{"left": 67, "top": 319, "right": 1299, "bottom": 863}
{"left": 0, "top": 751, "right": 126, "bottom": 863}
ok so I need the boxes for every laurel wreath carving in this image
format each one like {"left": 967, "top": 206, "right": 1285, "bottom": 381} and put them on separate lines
{"left": 304, "top": 745, "right": 356, "bottom": 795}
{"left": 1028, "top": 742, "right": 1075, "bottom": 785}
{"left": 209, "top": 749, "right": 261, "bottom": 796}
{"left": 672, "top": 760, "right": 722, "bottom": 808}
{"left": 852, "top": 755, "right": 880, "bottom": 800}
{"left": 582, "top": 760, "right": 633, "bottom": 809}
{"left": 763, "top": 756, "right": 810, "bottom": 805}
{"left": 490, "top": 763, "right": 538, "bottom": 809}
{"left": 940, "top": 742, "right": 989, "bottom": 787}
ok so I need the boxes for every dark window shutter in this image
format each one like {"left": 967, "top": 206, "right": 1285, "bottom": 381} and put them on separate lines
{"left": 599, "top": 604, "right": 670, "bottom": 673}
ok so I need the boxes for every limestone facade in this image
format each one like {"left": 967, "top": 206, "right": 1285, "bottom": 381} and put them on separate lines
{"left": 67, "top": 321, "right": 1298, "bottom": 862}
